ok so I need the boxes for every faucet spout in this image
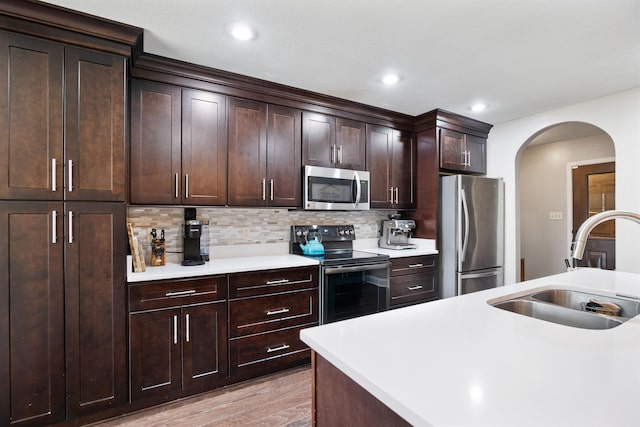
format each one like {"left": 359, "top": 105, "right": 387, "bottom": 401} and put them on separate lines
{"left": 571, "top": 210, "right": 640, "bottom": 261}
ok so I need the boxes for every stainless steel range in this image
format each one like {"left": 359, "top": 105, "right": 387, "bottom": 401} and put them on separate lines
{"left": 291, "top": 225, "right": 390, "bottom": 324}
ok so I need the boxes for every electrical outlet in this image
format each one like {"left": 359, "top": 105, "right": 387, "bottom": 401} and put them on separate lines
{"left": 549, "top": 211, "right": 563, "bottom": 220}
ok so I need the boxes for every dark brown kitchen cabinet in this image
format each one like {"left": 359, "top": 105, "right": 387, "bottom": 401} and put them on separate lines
{"left": 65, "top": 202, "right": 127, "bottom": 418}
{"left": 303, "top": 112, "right": 365, "bottom": 170}
{"left": 0, "top": 202, "right": 65, "bottom": 426}
{"left": 0, "top": 201, "right": 126, "bottom": 426}
{"left": 129, "top": 277, "right": 228, "bottom": 402}
{"left": 130, "top": 79, "right": 227, "bottom": 205}
{"left": 440, "top": 128, "right": 486, "bottom": 174}
{"left": 0, "top": 32, "right": 126, "bottom": 202}
{"left": 367, "top": 125, "right": 415, "bottom": 209}
{"left": 228, "top": 266, "right": 318, "bottom": 381}
{"left": 388, "top": 255, "right": 439, "bottom": 308}
{"left": 228, "top": 98, "right": 301, "bottom": 207}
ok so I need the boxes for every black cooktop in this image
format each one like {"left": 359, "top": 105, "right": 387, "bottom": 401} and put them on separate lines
{"left": 290, "top": 225, "right": 389, "bottom": 266}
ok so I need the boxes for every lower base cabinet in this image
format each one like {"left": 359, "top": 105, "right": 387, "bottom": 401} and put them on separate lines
{"left": 129, "top": 277, "right": 228, "bottom": 403}
{"left": 389, "top": 255, "right": 439, "bottom": 308}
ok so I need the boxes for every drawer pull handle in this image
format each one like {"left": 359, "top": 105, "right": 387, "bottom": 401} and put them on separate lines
{"left": 407, "top": 285, "right": 424, "bottom": 291}
{"left": 166, "top": 290, "right": 197, "bottom": 297}
{"left": 408, "top": 263, "right": 424, "bottom": 268}
{"left": 266, "top": 308, "right": 290, "bottom": 316}
{"left": 266, "top": 344, "right": 290, "bottom": 353}
{"left": 265, "top": 279, "right": 290, "bottom": 285}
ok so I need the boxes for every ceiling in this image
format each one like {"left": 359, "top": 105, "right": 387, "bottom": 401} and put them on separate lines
{"left": 42, "top": 0, "right": 640, "bottom": 125}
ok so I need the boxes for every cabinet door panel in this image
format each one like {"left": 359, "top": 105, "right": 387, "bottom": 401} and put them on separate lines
{"left": 439, "top": 128, "right": 465, "bottom": 171}
{"left": 302, "top": 112, "right": 335, "bottom": 167}
{"left": 182, "top": 89, "right": 227, "bottom": 205}
{"left": 366, "top": 125, "right": 393, "bottom": 208}
{"left": 228, "top": 98, "right": 267, "bottom": 206}
{"left": 0, "top": 32, "right": 63, "bottom": 200}
{"left": 130, "top": 309, "right": 182, "bottom": 401}
{"left": 130, "top": 80, "right": 182, "bottom": 204}
{"left": 336, "top": 118, "right": 365, "bottom": 170}
{"left": 182, "top": 302, "right": 228, "bottom": 390}
{"left": 0, "top": 202, "right": 65, "bottom": 426}
{"left": 65, "top": 202, "right": 126, "bottom": 417}
{"left": 65, "top": 47, "right": 126, "bottom": 201}
{"left": 267, "top": 105, "right": 301, "bottom": 207}
{"left": 392, "top": 130, "right": 415, "bottom": 209}
{"left": 465, "top": 134, "right": 487, "bottom": 174}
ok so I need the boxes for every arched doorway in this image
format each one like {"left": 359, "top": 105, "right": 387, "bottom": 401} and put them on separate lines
{"left": 517, "top": 122, "right": 615, "bottom": 281}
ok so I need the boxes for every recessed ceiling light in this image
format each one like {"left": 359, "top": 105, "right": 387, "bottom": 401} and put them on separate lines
{"left": 382, "top": 73, "right": 400, "bottom": 85}
{"left": 226, "top": 23, "right": 258, "bottom": 41}
{"left": 470, "top": 103, "right": 487, "bottom": 112}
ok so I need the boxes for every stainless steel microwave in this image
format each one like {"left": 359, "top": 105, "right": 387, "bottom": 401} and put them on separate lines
{"left": 303, "top": 165, "right": 370, "bottom": 210}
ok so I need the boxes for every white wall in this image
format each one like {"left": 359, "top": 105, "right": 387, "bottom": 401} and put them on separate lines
{"left": 519, "top": 136, "right": 614, "bottom": 280}
{"left": 487, "top": 88, "right": 640, "bottom": 284}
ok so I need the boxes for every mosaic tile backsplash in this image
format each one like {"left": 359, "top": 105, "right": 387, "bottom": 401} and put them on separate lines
{"left": 127, "top": 206, "right": 393, "bottom": 260}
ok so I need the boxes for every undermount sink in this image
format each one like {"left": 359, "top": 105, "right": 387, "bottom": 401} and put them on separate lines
{"left": 489, "top": 287, "right": 640, "bottom": 330}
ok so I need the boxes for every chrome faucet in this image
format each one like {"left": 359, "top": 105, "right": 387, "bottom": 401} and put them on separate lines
{"left": 571, "top": 210, "right": 640, "bottom": 263}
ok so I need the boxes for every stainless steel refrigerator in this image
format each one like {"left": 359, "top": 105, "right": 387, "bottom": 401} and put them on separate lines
{"left": 440, "top": 175, "right": 504, "bottom": 298}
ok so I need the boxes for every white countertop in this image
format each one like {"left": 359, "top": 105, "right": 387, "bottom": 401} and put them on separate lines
{"left": 127, "top": 238, "right": 437, "bottom": 282}
{"left": 127, "top": 254, "right": 319, "bottom": 282}
{"left": 300, "top": 268, "right": 640, "bottom": 427}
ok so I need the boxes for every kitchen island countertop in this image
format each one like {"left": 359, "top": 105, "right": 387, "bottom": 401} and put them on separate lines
{"left": 300, "top": 268, "right": 640, "bottom": 427}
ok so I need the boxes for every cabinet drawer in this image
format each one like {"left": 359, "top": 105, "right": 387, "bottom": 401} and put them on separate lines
{"left": 129, "top": 276, "right": 227, "bottom": 311}
{"left": 389, "top": 272, "right": 438, "bottom": 307}
{"left": 229, "top": 324, "right": 313, "bottom": 379}
{"left": 228, "top": 266, "right": 318, "bottom": 298}
{"left": 391, "top": 255, "right": 438, "bottom": 276}
{"left": 229, "top": 289, "right": 318, "bottom": 337}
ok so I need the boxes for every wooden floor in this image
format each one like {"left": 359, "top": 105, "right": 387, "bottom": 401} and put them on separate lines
{"left": 90, "top": 366, "right": 312, "bottom": 427}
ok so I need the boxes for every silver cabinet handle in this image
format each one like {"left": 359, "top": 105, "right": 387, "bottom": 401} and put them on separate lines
{"left": 68, "top": 210, "right": 73, "bottom": 243}
{"left": 185, "top": 313, "right": 190, "bottom": 342}
{"left": 175, "top": 173, "right": 179, "bottom": 198}
{"left": 330, "top": 144, "right": 336, "bottom": 164}
{"left": 261, "top": 178, "right": 266, "bottom": 201}
{"left": 265, "top": 279, "right": 289, "bottom": 285}
{"left": 266, "top": 308, "right": 290, "bottom": 316}
{"left": 185, "top": 174, "right": 189, "bottom": 198}
{"left": 266, "top": 344, "right": 290, "bottom": 353}
{"left": 337, "top": 145, "right": 343, "bottom": 164}
{"left": 407, "top": 285, "right": 424, "bottom": 291}
{"left": 165, "top": 289, "right": 196, "bottom": 297}
{"left": 173, "top": 315, "right": 178, "bottom": 344}
{"left": 68, "top": 159, "right": 73, "bottom": 192}
{"left": 52, "top": 210, "right": 57, "bottom": 244}
{"left": 389, "top": 187, "right": 394, "bottom": 203}
{"left": 51, "top": 158, "right": 57, "bottom": 192}
{"left": 408, "top": 263, "right": 424, "bottom": 268}
{"left": 394, "top": 187, "right": 399, "bottom": 204}
{"left": 270, "top": 179, "right": 274, "bottom": 201}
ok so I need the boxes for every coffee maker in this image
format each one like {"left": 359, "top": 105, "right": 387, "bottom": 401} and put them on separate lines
{"left": 379, "top": 215, "right": 417, "bottom": 250}
{"left": 182, "top": 208, "right": 205, "bottom": 266}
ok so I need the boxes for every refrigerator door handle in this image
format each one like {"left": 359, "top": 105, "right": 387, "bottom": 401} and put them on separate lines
{"left": 460, "top": 188, "right": 470, "bottom": 263}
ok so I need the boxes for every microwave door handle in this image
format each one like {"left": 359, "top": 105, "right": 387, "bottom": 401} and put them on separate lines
{"left": 353, "top": 171, "right": 361, "bottom": 207}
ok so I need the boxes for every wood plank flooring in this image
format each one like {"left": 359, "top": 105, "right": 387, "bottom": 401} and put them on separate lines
{"left": 90, "top": 366, "right": 312, "bottom": 427}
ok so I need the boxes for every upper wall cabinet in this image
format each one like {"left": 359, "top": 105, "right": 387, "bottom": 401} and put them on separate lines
{"left": 367, "top": 125, "right": 415, "bottom": 209}
{"left": 227, "top": 98, "right": 301, "bottom": 207}
{"left": 440, "top": 128, "right": 487, "bottom": 174}
{"left": 130, "top": 79, "right": 227, "bottom": 205}
{"left": 0, "top": 31, "right": 126, "bottom": 201}
{"left": 302, "top": 112, "right": 366, "bottom": 170}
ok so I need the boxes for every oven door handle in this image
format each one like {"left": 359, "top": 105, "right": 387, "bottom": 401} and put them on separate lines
{"left": 324, "top": 262, "right": 390, "bottom": 275}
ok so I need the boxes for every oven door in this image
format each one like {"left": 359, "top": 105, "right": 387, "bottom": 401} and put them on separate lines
{"left": 321, "top": 262, "right": 390, "bottom": 324}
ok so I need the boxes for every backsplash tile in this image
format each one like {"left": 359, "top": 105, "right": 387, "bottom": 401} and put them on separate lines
{"left": 127, "top": 206, "right": 393, "bottom": 262}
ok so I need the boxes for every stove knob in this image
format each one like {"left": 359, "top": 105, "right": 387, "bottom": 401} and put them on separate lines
{"left": 339, "top": 229, "right": 345, "bottom": 235}
{"left": 296, "top": 230, "right": 303, "bottom": 237}
{"left": 348, "top": 229, "right": 354, "bottom": 235}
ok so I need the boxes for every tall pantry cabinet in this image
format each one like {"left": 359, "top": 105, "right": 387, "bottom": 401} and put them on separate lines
{"left": 0, "top": 4, "right": 141, "bottom": 424}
